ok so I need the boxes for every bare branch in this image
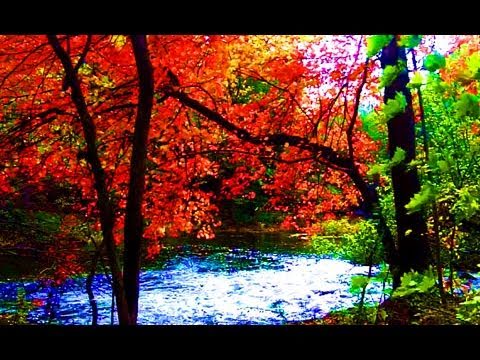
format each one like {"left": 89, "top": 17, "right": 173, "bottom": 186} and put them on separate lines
{"left": 73, "top": 35, "right": 92, "bottom": 73}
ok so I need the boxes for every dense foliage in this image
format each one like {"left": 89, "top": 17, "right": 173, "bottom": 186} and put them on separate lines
{"left": 1, "top": 34, "right": 479, "bottom": 325}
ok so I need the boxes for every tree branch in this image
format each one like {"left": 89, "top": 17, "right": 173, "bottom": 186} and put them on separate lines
{"left": 74, "top": 35, "right": 92, "bottom": 73}
{"left": 168, "top": 90, "right": 354, "bottom": 173}
{"left": 347, "top": 59, "right": 369, "bottom": 161}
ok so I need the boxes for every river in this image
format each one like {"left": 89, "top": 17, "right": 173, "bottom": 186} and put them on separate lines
{"left": 0, "top": 231, "right": 388, "bottom": 325}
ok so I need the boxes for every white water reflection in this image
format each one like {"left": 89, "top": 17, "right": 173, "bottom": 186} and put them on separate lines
{"left": 18, "top": 254, "right": 387, "bottom": 325}
{"left": 137, "top": 258, "right": 375, "bottom": 324}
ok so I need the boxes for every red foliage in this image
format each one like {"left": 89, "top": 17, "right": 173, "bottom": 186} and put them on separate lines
{"left": 0, "top": 35, "right": 399, "bottom": 256}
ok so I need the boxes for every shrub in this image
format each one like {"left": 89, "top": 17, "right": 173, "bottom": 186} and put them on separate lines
{"left": 311, "top": 219, "right": 383, "bottom": 265}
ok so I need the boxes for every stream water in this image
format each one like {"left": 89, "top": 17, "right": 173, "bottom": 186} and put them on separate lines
{"left": 0, "top": 232, "right": 388, "bottom": 325}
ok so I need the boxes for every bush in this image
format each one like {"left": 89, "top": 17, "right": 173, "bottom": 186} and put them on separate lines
{"left": 311, "top": 219, "right": 383, "bottom": 265}
{"left": 456, "top": 289, "right": 480, "bottom": 324}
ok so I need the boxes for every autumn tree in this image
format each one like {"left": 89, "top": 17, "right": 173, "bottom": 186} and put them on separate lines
{"left": 0, "top": 35, "right": 162, "bottom": 324}
{"left": 47, "top": 34, "right": 156, "bottom": 324}
{"left": 0, "top": 35, "right": 460, "bottom": 324}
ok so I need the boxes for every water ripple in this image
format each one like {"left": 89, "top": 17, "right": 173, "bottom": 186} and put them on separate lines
{"left": 1, "top": 249, "right": 387, "bottom": 325}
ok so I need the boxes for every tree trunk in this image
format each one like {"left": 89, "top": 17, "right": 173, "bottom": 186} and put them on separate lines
{"left": 47, "top": 35, "right": 130, "bottom": 324}
{"left": 380, "top": 37, "right": 431, "bottom": 286}
{"left": 122, "top": 35, "right": 155, "bottom": 325}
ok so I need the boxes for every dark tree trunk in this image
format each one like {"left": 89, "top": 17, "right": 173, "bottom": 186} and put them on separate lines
{"left": 122, "top": 35, "right": 155, "bottom": 325}
{"left": 380, "top": 37, "right": 431, "bottom": 286}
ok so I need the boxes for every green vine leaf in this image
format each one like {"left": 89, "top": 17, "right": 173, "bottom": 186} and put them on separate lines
{"left": 380, "top": 65, "right": 402, "bottom": 88}
{"left": 360, "top": 111, "right": 382, "bottom": 141}
{"left": 367, "top": 164, "right": 385, "bottom": 176}
{"left": 350, "top": 275, "right": 370, "bottom": 295}
{"left": 390, "top": 147, "right": 407, "bottom": 166}
{"left": 437, "top": 160, "right": 449, "bottom": 173}
{"left": 394, "top": 268, "right": 436, "bottom": 298}
{"left": 383, "top": 92, "right": 407, "bottom": 121}
{"left": 405, "top": 184, "right": 435, "bottom": 214}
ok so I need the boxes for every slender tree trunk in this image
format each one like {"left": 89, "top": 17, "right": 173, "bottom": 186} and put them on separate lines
{"left": 86, "top": 251, "right": 99, "bottom": 326}
{"left": 412, "top": 49, "right": 446, "bottom": 303}
{"left": 380, "top": 37, "right": 431, "bottom": 286}
{"left": 122, "top": 35, "right": 155, "bottom": 324}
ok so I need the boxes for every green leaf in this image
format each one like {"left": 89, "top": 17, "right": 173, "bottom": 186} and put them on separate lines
{"left": 455, "top": 93, "right": 480, "bottom": 118}
{"left": 405, "top": 184, "right": 434, "bottom": 214}
{"left": 424, "top": 52, "right": 446, "bottom": 72}
{"left": 360, "top": 111, "right": 383, "bottom": 140}
{"left": 367, "top": 164, "right": 385, "bottom": 176}
{"left": 400, "top": 272, "right": 414, "bottom": 286}
{"left": 366, "top": 35, "right": 394, "bottom": 58}
{"left": 467, "top": 52, "right": 480, "bottom": 80}
{"left": 427, "top": 72, "right": 448, "bottom": 93}
{"left": 418, "top": 274, "right": 436, "bottom": 292}
{"left": 407, "top": 158, "right": 423, "bottom": 170}
{"left": 383, "top": 92, "right": 407, "bottom": 121}
{"left": 408, "top": 71, "right": 424, "bottom": 89}
{"left": 380, "top": 65, "right": 402, "bottom": 88}
{"left": 394, "top": 268, "right": 436, "bottom": 298}
{"left": 452, "top": 185, "right": 480, "bottom": 222}
{"left": 437, "top": 160, "right": 449, "bottom": 172}
{"left": 350, "top": 275, "right": 370, "bottom": 295}
{"left": 390, "top": 147, "right": 406, "bottom": 166}
{"left": 397, "top": 35, "right": 422, "bottom": 49}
